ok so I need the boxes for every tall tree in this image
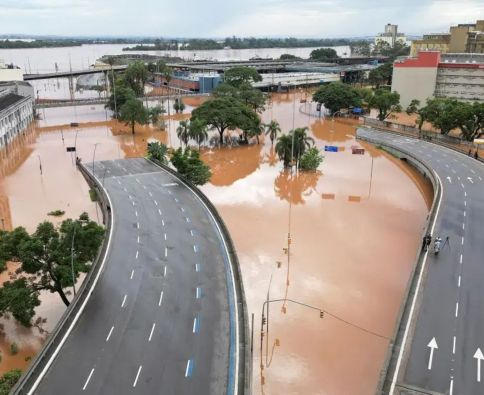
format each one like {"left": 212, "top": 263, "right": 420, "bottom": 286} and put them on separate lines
{"left": 313, "top": 82, "right": 361, "bottom": 115}
{"left": 293, "top": 127, "right": 315, "bottom": 166}
{"left": 224, "top": 67, "right": 262, "bottom": 88}
{"left": 368, "top": 63, "right": 393, "bottom": 88}
{"left": 422, "top": 98, "right": 461, "bottom": 135}
{"left": 188, "top": 118, "right": 209, "bottom": 150}
{"left": 149, "top": 104, "right": 166, "bottom": 126}
{"left": 455, "top": 101, "right": 484, "bottom": 141}
{"left": 264, "top": 120, "right": 282, "bottom": 145}
{"left": 106, "top": 79, "right": 135, "bottom": 119}
{"left": 310, "top": 48, "right": 338, "bottom": 60}
{"left": 176, "top": 120, "right": 190, "bottom": 147}
{"left": 0, "top": 214, "right": 104, "bottom": 312}
{"left": 368, "top": 89, "right": 401, "bottom": 121}
{"left": 275, "top": 134, "right": 294, "bottom": 168}
{"left": 119, "top": 98, "right": 149, "bottom": 134}
{"left": 124, "top": 61, "right": 148, "bottom": 96}
{"left": 191, "top": 96, "right": 258, "bottom": 146}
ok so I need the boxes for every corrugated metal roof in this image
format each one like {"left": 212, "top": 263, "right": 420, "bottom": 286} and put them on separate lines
{"left": 0, "top": 93, "right": 25, "bottom": 112}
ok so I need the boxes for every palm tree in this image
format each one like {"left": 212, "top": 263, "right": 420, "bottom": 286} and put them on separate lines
{"left": 275, "top": 134, "right": 293, "bottom": 168}
{"left": 189, "top": 118, "right": 209, "bottom": 150}
{"left": 264, "top": 120, "right": 281, "bottom": 145}
{"left": 176, "top": 120, "right": 190, "bottom": 148}
{"left": 292, "top": 127, "right": 315, "bottom": 167}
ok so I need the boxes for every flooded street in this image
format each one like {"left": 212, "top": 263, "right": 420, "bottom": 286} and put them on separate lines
{"left": 0, "top": 93, "right": 432, "bottom": 394}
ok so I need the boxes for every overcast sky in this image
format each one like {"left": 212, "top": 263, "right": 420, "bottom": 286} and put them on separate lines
{"left": 0, "top": 0, "right": 483, "bottom": 37}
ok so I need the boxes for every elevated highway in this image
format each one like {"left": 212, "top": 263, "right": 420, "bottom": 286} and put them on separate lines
{"left": 16, "top": 158, "right": 247, "bottom": 395}
{"left": 357, "top": 128, "right": 484, "bottom": 395}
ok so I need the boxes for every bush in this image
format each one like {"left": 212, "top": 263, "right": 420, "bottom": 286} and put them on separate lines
{"left": 0, "top": 369, "right": 22, "bottom": 395}
{"left": 10, "top": 342, "right": 18, "bottom": 355}
{"left": 170, "top": 148, "right": 212, "bottom": 185}
{"left": 299, "top": 147, "right": 324, "bottom": 171}
{"left": 89, "top": 189, "right": 97, "bottom": 202}
{"left": 147, "top": 141, "right": 168, "bottom": 164}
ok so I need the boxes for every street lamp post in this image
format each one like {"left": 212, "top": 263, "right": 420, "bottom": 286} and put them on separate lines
{"left": 92, "top": 143, "right": 99, "bottom": 173}
{"left": 37, "top": 155, "right": 43, "bottom": 175}
{"left": 260, "top": 298, "right": 324, "bottom": 368}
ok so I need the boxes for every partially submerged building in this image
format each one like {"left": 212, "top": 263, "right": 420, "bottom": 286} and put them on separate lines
{"left": 0, "top": 83, "right": 34, "bottom": 149}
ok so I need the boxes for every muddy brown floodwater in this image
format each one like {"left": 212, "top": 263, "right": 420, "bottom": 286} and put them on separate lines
{"left": 0, "top": 92, "right": 432, "bottom": 395}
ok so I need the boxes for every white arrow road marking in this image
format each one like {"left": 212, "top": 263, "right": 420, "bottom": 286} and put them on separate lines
{"left": 428, "top": 338, "right": 438, "bottom": 370}
{"left": 474, "top": 348, "right": 484, "bottom": 382}
{"left": 468, "top": 177, "right": 474, "bottom": 184}
{"left": 447, "top": 176, "right": 452, "bottom": 184}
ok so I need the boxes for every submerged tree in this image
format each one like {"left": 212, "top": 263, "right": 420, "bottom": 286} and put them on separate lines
{"left": 0, "top": 213, "right": 104, "bottom": 321}
{"left": 176, "top": 120, "right": 190, "bottom": 147}
{"left": 264, "top": 120, "right": 282, "bottom": 145}
{"left": 119, "top": 98, "right": 149, "bottom": 134}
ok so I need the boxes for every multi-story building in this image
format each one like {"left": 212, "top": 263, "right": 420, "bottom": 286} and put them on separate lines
{"left": 0, "top": 88, "right": 34, "bottom": 149}
{"left": 410, "top": 20, "right": 484, "bottom": 56}
{"left": 391, "top": 51, "right": 484, "bottom": 108}
{"left": 375, "top": 23, "right": 407, "bottom": 47}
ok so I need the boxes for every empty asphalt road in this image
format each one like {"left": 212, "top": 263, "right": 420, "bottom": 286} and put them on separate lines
{"left": 357, "top": 128, "right": 484, "bottom": 395}
{"left": 33, "top": 158, "right": 238, "bottom": 395}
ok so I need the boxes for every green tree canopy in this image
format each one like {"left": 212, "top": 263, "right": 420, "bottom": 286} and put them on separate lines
{"left": 124, "top": 61, "right": 148, "bottom": 96}
{"left": 312, "top": 82, "right": 361, "bottom": 115}
{"left": 147, "top": 141, "right": 168, "bottom": 164}
{"left": 119, "top": 98, "right": 149, "bottom": 134}
{"left": 106, "top": 78, "right": 136, "bottom": 119}
{"left": 0, "top": 214, "right": 104, "bottom": 317}
{"left": 188, "top": 118, "right": 209, "bottom": 150}
{"left": 224, "top": 67, "right": 262, "bottom": 88}
{"left": 368, "top": 63, "right": 393, "bottom": 88}
{"left": 191, "top": 96, "right": 259, "bottom": 145}
{"left": 368, "top": 89, "right": 401, "bottom": 121}
{"left": 299, "top": 147, "right": 324, "bottom": 171}
{"left": 149, "top": 104, "right": 166, "bottom": 125}
{"left": 0, "top": 369, "right": 22, "bottom": 395}
{"left": 264, "top": 120, "right": 282, "bottom": 145}
{"left": 176, "top": 120, "right": 190, "bottom": 148}
{"left": 171, "top": 148, "right": 212, "bottom": 185}
{"left": 310, "top": 48, "right": 338, "bottom": 60}
{"left": 275, "top": 128, "right": 315, "bottom": 168}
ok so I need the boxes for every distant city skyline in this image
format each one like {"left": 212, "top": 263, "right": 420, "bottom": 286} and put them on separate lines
{"left": 0, "top": 0, "right": 483, "bottom": 38}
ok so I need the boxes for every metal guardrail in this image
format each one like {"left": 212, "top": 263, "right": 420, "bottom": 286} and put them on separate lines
{"left": 11, "top": 161, "right": 112, "bottom": 394}
{"left": 362, "top": 117, "right": 484, "bottom": 164}
{"left": 147, "top": 158, "right": 251, "bottom": 395}
{"left": 356, "top": 129, "right": 442, "bottom": 395}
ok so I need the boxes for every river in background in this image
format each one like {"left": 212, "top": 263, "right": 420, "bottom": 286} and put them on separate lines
{"left": 0, "top": 44, "right": 351, "bottom": 73}
{"left": 0, "top": 92, "right": 432, "bottom": 394}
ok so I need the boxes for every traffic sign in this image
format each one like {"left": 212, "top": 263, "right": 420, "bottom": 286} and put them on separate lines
{"left": 324, "top": 145, "right": 338, "bottom": 152}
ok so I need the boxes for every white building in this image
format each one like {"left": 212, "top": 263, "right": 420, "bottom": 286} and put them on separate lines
{"left": 0, "top": 60, "right": 23, "bottom": 82}
{"left": 375, "top": 24, "right": 407, "bottom": 47}
{"left": 0, "top": 89, "right": 34, "bottom": 149}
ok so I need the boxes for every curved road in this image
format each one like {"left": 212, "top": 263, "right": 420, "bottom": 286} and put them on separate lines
{"left": 33, "top": 158, "right": 238, "bottom": 395}
{"left": 358, "top": 128, "right": 484, "bottom": 395}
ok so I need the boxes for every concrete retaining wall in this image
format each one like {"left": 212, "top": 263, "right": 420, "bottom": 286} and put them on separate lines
{"left": 356, "top": 130, "right": 442, "bottom": 395}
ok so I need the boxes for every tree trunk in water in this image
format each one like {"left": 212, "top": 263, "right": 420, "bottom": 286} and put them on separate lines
{"left": 219, "top": 130, "right": 224, "bottom": 146}
{"left": 131, "top": 121, "right": 135, "bottom": 134}
{"left": 57, "top": 286, "right": 70, "bottom": 307}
